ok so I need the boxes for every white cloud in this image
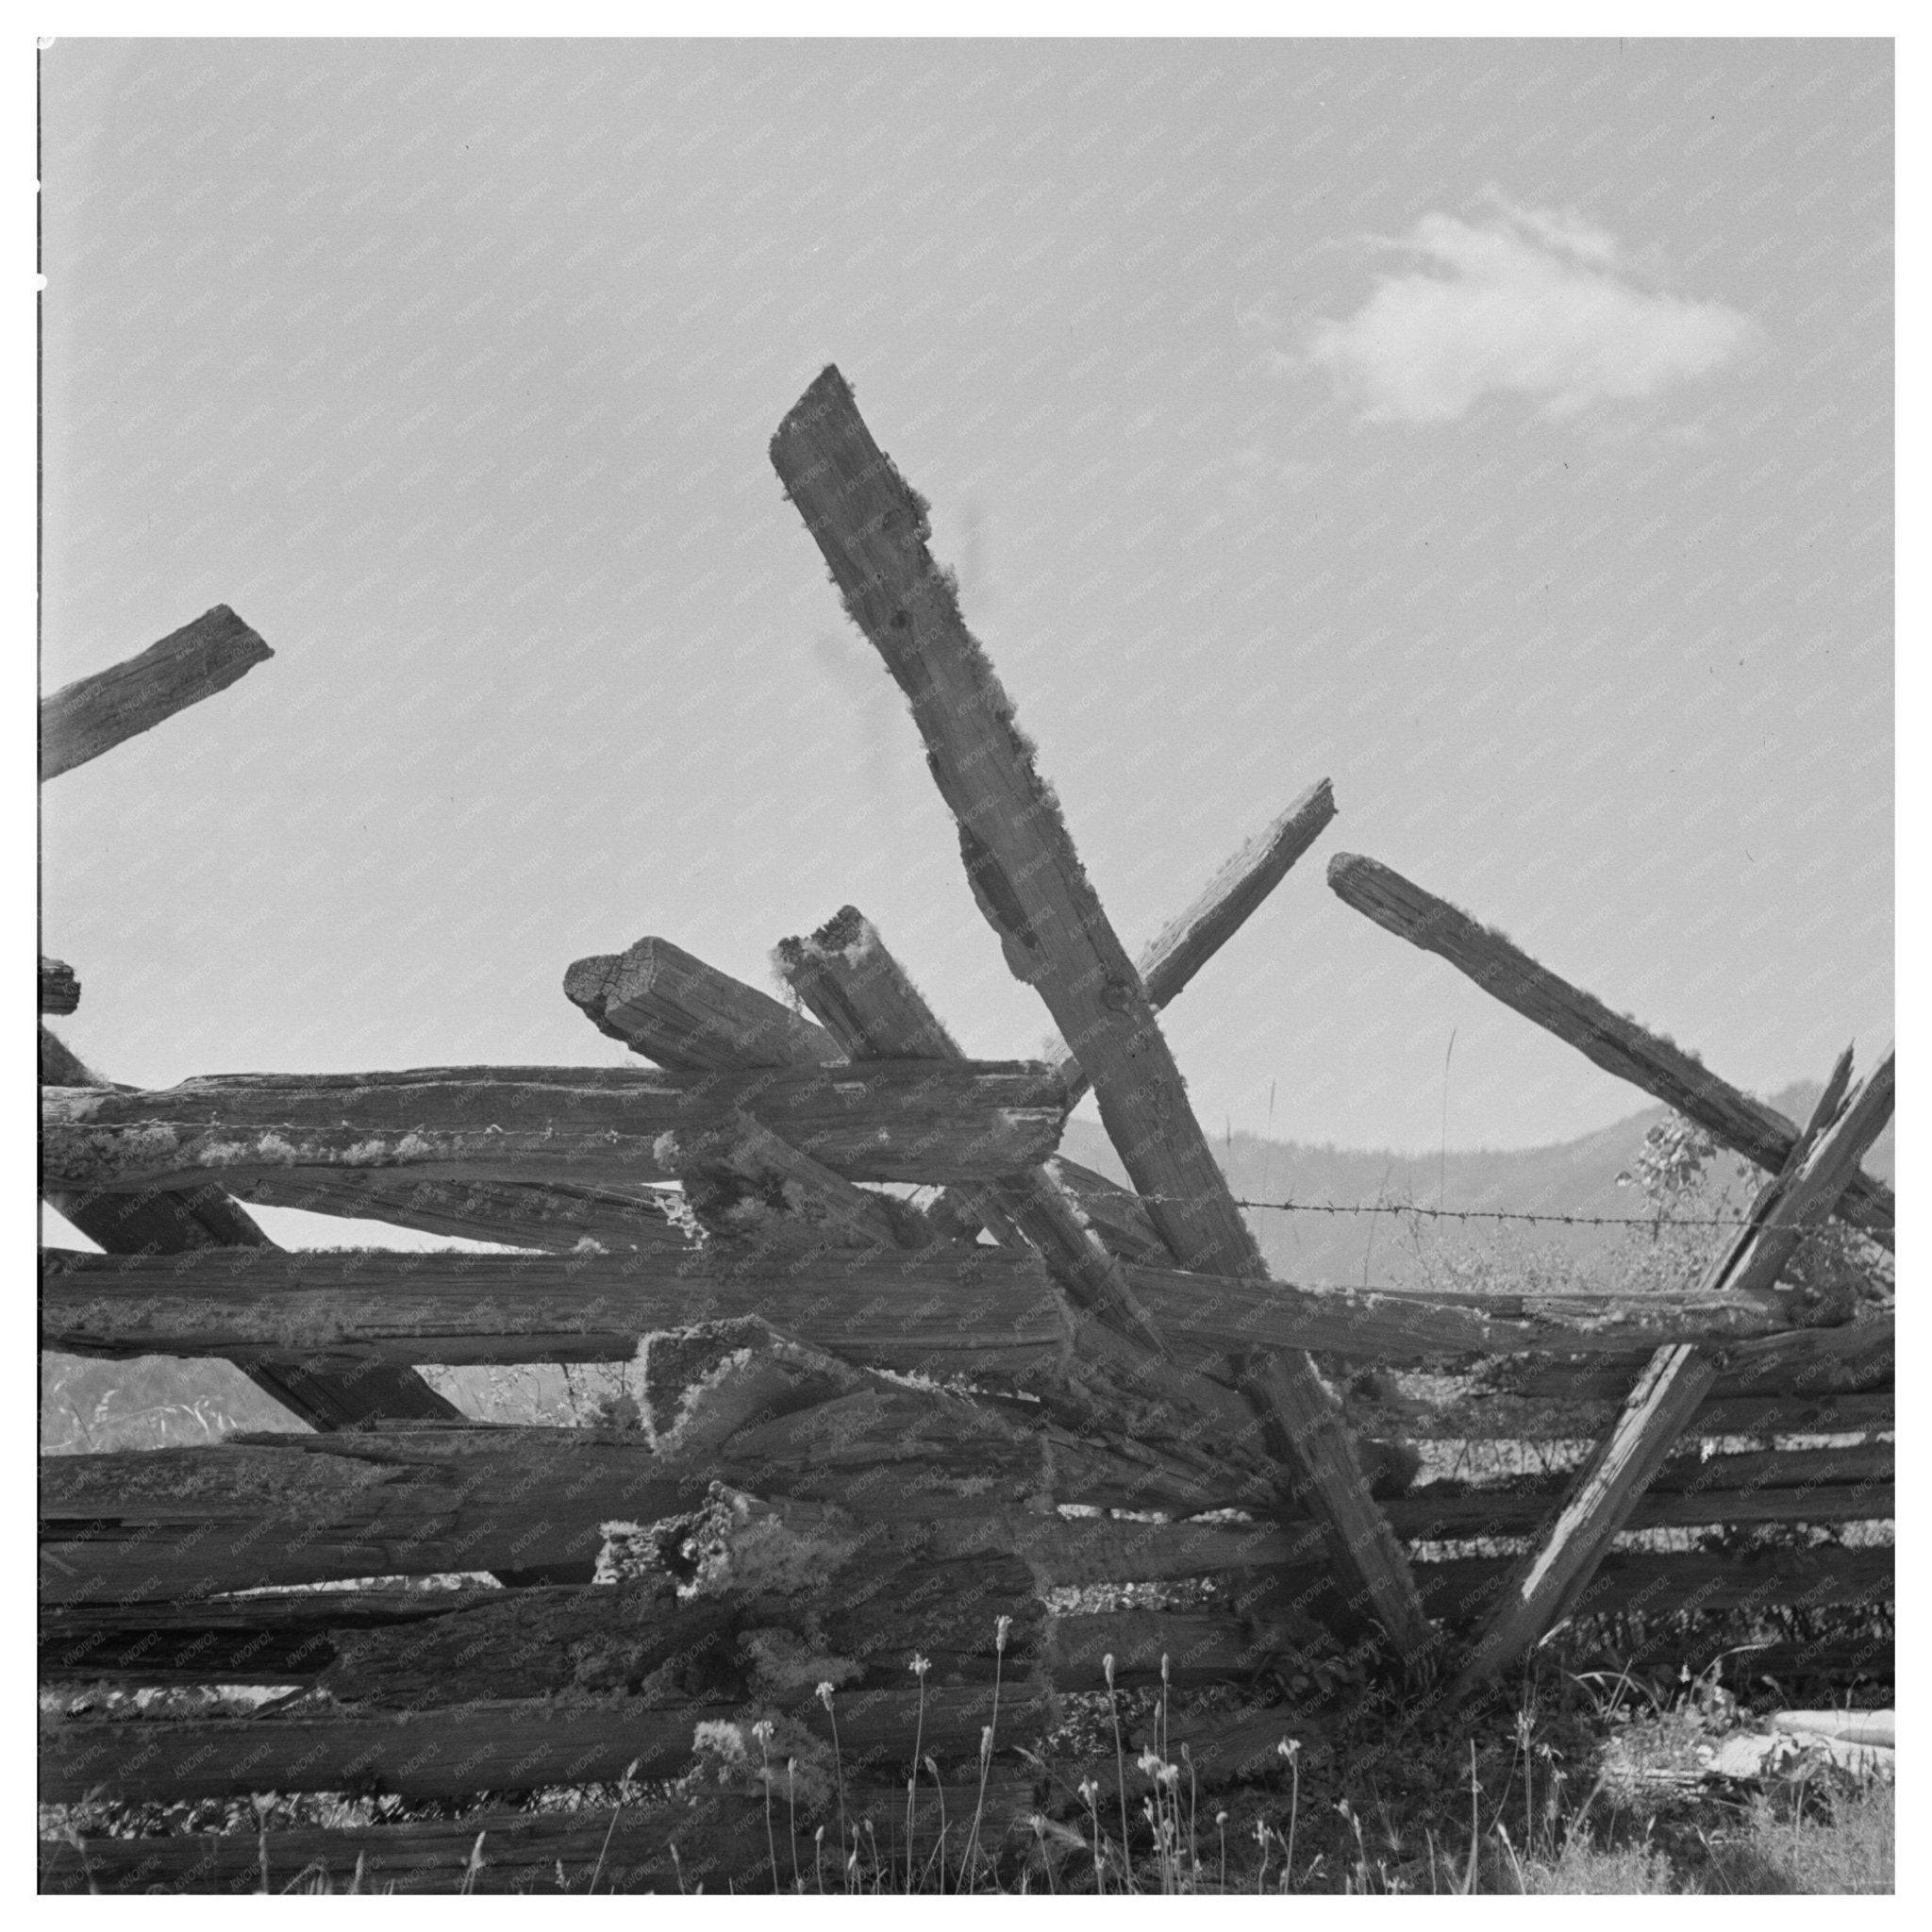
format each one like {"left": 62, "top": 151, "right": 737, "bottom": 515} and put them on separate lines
{"left": 1281, "top": 193, "right": 1763, "bottom": 425}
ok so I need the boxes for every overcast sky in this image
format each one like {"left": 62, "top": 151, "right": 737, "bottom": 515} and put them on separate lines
{"left": 39, "top": 37, "right": 1892, "bottom": 1162}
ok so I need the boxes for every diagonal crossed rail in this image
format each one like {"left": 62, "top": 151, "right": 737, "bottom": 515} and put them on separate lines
{"left": 770, "top": 364, "right": 1431, "bottom": 1656}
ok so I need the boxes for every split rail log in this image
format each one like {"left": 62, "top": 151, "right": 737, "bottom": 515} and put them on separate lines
{"left": 1482, "top": 1317, "right": 1894, "bottom": 1404}
{"left": 46, "top": 1247, "right": 1069, "bottom": 1373}
{"left": 1349, "top": 1383, "right": 1893, "bottom": 1441}
{"left": 240, "top": 1172, "right": 691, "bottom": 1253}
{"left": 772, "top": 363, "right": 1430, "bottom": 1657}
{"left": 1453, "top": 1046, "right": 1893, "bottom": 1694}
{"left": 41, "top": 958, "right": 80, "bottom": 1015}
{"left": 1327, "top": 853, "right": 1894, "bottom": 1249}
{"left": 35, "top": 1507, "right": 1337, "bottom": 1689}
{"left": 777, "top": 904, "right": 1172, "bottom": 1355}
{"left": 39, "top": 1538, "right": 1892, "bottom": 1812}
{"left": 42, "top": 1534, "right": 1046, "bottom": 1700}
{"left": 1049, "top": 776, "right": 1337, "bottom": 1107}
{"left": 43, "top": 1780, "right": 1040, "bottom": 1896}
{"left": 41, "top": 1243, "right": 1842, "bottom": 1373}
{"left": 38, "top": 1033, "right": 460, "bottom": 1433}
{"left": 43, "top": 1441, "right": 1890, "bottom": 1694}
{"left": 40, "top": 605, "right": 274, "bottom": 782}
{"left": 40, "top": 1678, "right": 1058, "bottom": 1808}
{"left": 565, "top": 935, "right": 843, "bottom": 1071}
{"left": 40, "top": 1351, "right": 1284, "bottom": 1604}
{"left": 40, "top": 1059, "right": 1070, "bottom": 1192}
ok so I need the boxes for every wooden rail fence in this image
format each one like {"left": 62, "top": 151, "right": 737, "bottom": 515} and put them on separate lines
{"left": 39, "top": 368, "right": 1892, "bottom": 1892}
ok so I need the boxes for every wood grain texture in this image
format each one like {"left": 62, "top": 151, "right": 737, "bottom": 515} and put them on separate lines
{"left": 1327, "top": 853, "right": 1894, "bottom": 1249}
{"left": 565, "top": 935, "right": 843, "bottom": 1071}
{"left": 40, "top": 605, "right": 273, "bottom": 781}
{"left": 38, "top": 1245, "right": 1068, "bottom": 1373}
{"left": 41, "top": 1058, "right": 1070, "bottom": 1191}
{"left": 770, "top": 366, "right": 1428, "bottom": 1656}
{"left": 42, "top": 1243, "right": 1833, "bottom": 1369}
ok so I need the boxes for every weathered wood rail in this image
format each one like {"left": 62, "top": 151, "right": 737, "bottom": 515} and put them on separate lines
{"left": 42, "top": 1243, "right": 1841, "bottom": 1369}
{"left": 40, "top": 604, "right": 273, "bottom": 782}
{"left": 40, "top": 1059, "right": 1070, "bottom": 1191}
{"left": 1327, "top": 854, "right": 1895, "bottom": 1248}
{"left": 39, "top": 374, "right": 1891, "bottom": 1891}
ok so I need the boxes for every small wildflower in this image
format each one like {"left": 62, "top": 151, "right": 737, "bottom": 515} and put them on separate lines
{"left": 1138, "top": 1747, "right": 1163, "bottom": 1779}
{"left": 816, "top": 1681, "right": 835, "bottom": 1710}
{"left": 994, "top": 1614, "right": 1013, "bottom": 1654}
{"left": 1277, "top": 1737, "right": 1301, "bottom": 1762}
{"left": 1103, "top": 1653, "right": 1116, "bottom": 1690}
{"left": 908, "top": 1653, "right": 930, "bottom": 1678}
{"left": 751, "top": 1719, "right": 774, "bottom": 1746}
{"left": 1215, "top": 1809, "right": 1229, "bottom": 1826}
{"left": 1078, "top": 1778, "right": 1099, "bottom": 1806}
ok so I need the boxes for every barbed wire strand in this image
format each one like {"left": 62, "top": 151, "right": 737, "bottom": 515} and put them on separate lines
{"left": 1116, "top": 1195, "right": 1889, "bottom": 1233}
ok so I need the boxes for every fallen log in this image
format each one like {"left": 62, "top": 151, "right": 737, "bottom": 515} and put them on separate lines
{"left": 1326, "top": 853, "right": 1895, "bottom": 1248}
{"left": 40, "top": 1059, "right": 1070, "bottom": 1191}
{"left": 40, "top": 605, "right": 275, "bottom": 782}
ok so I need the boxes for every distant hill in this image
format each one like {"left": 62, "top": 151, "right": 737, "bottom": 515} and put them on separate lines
{"left": 1059, "top": 1080, "right": 1894, "bottom": 1291}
